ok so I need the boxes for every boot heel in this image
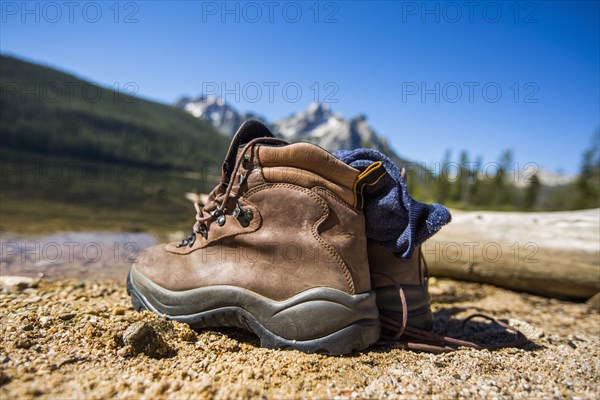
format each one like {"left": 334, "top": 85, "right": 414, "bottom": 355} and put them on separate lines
{"left": 375, "top": 285, "right": 433, "bottom": 330}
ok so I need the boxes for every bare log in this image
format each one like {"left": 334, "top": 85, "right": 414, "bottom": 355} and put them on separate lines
{"left": 425, "top": 209, "right": 600, "bottom": 300}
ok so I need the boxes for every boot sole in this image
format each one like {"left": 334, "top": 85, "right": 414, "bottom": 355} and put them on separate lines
{"left": 127, "top": 266, "right": 380, "bottom": 355}
{"left": 375, "top": 285, "right": 433, "bottom": 331}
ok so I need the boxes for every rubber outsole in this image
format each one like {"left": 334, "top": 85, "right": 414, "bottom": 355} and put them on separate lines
{"left": 127, "top": 268, "right": 381, "bottom": 355}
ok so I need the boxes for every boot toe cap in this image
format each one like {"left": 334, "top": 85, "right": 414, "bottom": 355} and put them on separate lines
{"left": 132, "top": 244, "right": 179, "bottom": 289}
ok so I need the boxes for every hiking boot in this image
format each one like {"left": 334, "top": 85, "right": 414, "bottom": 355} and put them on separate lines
{"left": 127, "top": 120, "right": 380, "bottom": 355}
{"left": 368, "top": 241, "right": 433, "bottom": 332}
{"left": 368, "top": 165, "right": 433, "bottom": 333}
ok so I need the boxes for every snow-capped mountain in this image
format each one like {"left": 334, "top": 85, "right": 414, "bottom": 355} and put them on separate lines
{"left": 174, "top": 97, "right": 397, "bottom": 157}
{"left": 513, "top": 167, "right": 575, "bottom": 188}
{"left": 174, "top": 96, "right": 266, "bottom": 137}
{"left": 535, "top": 169, "right": 575, "bottom": 187}
{"left": 272, "top": 103, "right": 392, "bottom": 153}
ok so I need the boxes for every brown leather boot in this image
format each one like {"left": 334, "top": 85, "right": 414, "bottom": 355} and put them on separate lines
{"left": 127, "top": 120, "right": 380, "bottom": 354}
{"left": 369, "top": 242, "right": 433, "bottom": 333}
{"left": 368, "top": 168, "right": 433, "bottom": 334}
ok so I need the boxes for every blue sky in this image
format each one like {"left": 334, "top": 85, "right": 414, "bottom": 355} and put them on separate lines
{"left": 1, "top": 0, "right": 598, "bottom": 174}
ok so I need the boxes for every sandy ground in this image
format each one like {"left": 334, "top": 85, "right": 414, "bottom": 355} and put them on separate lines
{"left": 1, "top": 276, "right": 598, "bottom": 399}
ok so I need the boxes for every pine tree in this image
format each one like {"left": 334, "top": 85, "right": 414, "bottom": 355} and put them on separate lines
{"left": 574, "top": 133, "right": 600, "bottom": 209}
{"left": 436, "top": 149, "right": 452, "bottom": 203}
{"left": 458, "top": 150, "right": 472, "bottom": 205}
{"left": 470, "top": 155, "right": 484, "bottom": 206}
{"left": 492, "top": 150, "right": 514, "bottom": 207}
{"left": 524, "top": 173, "right": 541, "bottom": 210}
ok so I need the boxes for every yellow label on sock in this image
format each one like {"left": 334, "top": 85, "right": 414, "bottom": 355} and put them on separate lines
{"left": 353, "top": 161, "right": 386, "bottom": 209}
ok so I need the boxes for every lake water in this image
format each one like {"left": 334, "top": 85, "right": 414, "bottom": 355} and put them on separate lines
{"left": 0, "top": 232, "right": 157, "bottom": 282}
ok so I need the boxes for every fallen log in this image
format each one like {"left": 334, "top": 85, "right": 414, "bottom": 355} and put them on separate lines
{"left": 425, "top": 209, "right": 600, "bottom": 300}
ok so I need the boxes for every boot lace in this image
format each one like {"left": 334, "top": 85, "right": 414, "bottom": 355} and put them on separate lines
{"left": 177, "top": 137, "right": 287, "bottom": 248}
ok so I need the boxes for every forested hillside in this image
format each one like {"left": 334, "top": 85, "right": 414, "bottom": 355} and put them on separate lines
{"left": 0, "top": 55, "right": 229, "bottom": 169}
{"left": 0, "top": 55, "right": 231, "bottom": 234}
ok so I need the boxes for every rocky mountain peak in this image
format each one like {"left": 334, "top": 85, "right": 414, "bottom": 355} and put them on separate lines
{"left": 174, "top": 97, "right": 413, "bottom": 172}
{"left": 174, "top": 96, "right": 266, "bottom": 137}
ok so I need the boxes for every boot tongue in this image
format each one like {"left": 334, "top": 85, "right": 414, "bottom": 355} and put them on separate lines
{"left": 222, "top": 119, "right": 275, "bottom": 179}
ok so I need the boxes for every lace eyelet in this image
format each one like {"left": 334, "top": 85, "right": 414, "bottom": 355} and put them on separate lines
{"left": 176, "top": 232, "right": 197, "bottom": 248}
{"left": 198, "top": 224, "right": 208, "bottom": 239}
{"left": 210, "top": 208, "right": 226, "bottom": 227}
{"left": 232, "top": 204, "right": 253, "bottom": 227}
{"left": 242, "top": 154, "right": 250, "bottom": 168}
